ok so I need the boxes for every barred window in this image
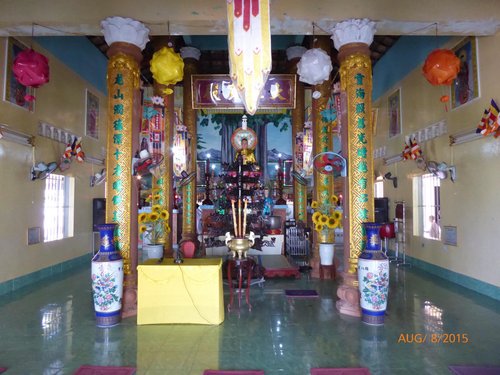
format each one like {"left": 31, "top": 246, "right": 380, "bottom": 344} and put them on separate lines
{"left": 44, "top": 174, "right": 74, "bottom": 242}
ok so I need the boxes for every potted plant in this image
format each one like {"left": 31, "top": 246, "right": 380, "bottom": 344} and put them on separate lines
{"left": 138, "top": 193, "right": 170, "bottom": 259}
{"left": 311, "top": 194, "right": 342, "bottom": 265}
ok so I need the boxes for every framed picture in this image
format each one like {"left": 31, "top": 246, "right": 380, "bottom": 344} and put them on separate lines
{"left": 3, "top": 37, "right": 35, "bottom": 112}
{"left": 85, "top": 89, "right": 99, "bottom": 139}
{"left": 283, "top": 159, "right": 293, "bottom": 186}
{"left": 388, "top": 88, "right": 402, "bottom": 138}
{"left": 451, "top": 37, "right": 479, "bottom": 109}
{"left": 196, "top": 160, "right": 207, "bottom": 187}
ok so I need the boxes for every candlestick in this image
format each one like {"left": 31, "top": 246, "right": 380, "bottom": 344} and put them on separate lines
{"left": 231, "top": 199, "right": 238, "bottom": 237}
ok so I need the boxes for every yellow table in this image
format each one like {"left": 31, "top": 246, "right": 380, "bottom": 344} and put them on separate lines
{"left": 137, "top": 258, "right": 224, "bottom": 325}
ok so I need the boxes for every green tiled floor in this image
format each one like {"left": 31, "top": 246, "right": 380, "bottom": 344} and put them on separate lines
{"left": 0, "top": 261, "right": 499, "bottom": 374}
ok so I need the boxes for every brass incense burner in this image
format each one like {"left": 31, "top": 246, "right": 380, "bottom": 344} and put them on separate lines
{"left": 225, "top": 232, "right": 255, "bottom": 259}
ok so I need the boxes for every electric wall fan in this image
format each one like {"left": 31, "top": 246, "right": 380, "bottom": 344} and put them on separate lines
{"left": 312, "top": 151, "right": 346, "bottom": 177}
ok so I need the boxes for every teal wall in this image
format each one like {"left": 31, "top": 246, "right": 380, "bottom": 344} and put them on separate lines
{"left": 35, "top": 36, "right": 108, "bottom": 95}
{"left": 373, "top": 35, "right": 451, "bottom": 101}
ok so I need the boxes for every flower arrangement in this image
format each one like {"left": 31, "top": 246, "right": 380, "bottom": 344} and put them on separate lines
{"left": 138, "top": 191, "right": 170, "bottom": 245}
{"left": 311, "top": 194, "right": 342, "bottom": 242}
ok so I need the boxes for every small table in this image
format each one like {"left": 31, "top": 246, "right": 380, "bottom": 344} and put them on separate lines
{"left": 226, "top": 257, "right": 255, "bottom": 311}
{"left": 319, "top": 263, "right": 336, "bottom": 280}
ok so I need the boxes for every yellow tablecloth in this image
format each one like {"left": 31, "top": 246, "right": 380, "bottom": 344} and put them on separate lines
{"left": 137, "top": 258, "right": 224, "bottom": 325}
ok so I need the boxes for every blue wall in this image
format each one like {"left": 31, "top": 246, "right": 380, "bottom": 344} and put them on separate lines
{"left": 373, "top": 35, "right": 451, "bottom": 101}
{"left": 35, "top": 36, "right": 108, "bottom": 95}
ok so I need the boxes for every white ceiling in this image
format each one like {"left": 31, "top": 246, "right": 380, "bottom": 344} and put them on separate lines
{"left": 0, "top": 0, "right": 499, "bottom": 37}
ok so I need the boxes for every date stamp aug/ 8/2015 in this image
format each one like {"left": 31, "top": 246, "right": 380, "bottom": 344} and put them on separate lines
{"left": 397, "top": 333, "right": 469, "bottom": 344}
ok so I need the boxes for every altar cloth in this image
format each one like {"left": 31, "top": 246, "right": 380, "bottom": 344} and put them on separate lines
{"left": 137, "top": 258, "right": 224, "bottom": 325}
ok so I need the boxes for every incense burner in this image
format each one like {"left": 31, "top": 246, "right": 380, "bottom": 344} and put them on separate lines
{"left": 225, "top": 231, "right": 255, "bottom": 259}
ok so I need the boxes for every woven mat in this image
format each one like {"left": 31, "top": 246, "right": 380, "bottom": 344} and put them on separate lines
{"left": 448, "top": 365, "right": 500, "bottom": 375}
{"left": 310, "top": 368, "right": 371, "bottom": 375}
{"left": 285, "top": 289, "right": 319, "bottom": 297}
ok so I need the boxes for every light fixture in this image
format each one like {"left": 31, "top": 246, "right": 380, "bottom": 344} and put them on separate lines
{"left": 449, "top": 129, "right": 482, "bottom": 146}
{"left": 0, "top": 124, "right": 34, "bottom": 146}
{"left": 383, "top": 153, "right": 404, "bottom": 166}
{"left": 85, "top": 155, "right": 105, "bottom": 166}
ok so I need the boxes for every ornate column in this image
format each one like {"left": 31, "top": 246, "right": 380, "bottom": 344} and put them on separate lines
{"left": 101, "top": 16, "right": 149, "bottom": 317}
{"left": 332, "top": 19, "right": 376, "bottom": 317}
{"left": 151, "top": 38, "right": 177, "bottom": 256}
{"left": 180, "top": 47, "right": 200, "bottom": 247}
{"left": 310, "top": 36, "right": 334, "bottom": 278}
{"left": 287, "top": 46, "right": 308, "bottom": 225}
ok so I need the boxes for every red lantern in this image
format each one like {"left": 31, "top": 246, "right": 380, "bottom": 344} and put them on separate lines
{"left": 422, "top": 49, "right": 460, "bottom": 86}
{"left": 12, "top": 49, "right": 50, "bottom": 88}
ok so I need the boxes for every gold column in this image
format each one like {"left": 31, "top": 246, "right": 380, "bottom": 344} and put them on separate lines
{"left": 310, "top": 36, "right": 334, "bottom": 278}
{"left": 180, "top": 47, "right": 200, "bottom": 244}
{"left": 153, "top": 81, "right": 174, "bottom": 255}
{"left": 101, "top": 16, "right": 149, "bottom": 318}
{"left": 287, "top": 46, "right": 308, "bottom": 224}
{"left": 332, "top": 18, "right": 376, "bottom": 318}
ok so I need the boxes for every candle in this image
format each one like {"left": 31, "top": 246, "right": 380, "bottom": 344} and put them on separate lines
{"left": 238, "top": 199, "right": 242, "bottom": 238}
{"left": 242, "top": 199, "right": 248, "bottom": 237}
{"left": 231, "top": 199, "right": 238, "bottom": 237}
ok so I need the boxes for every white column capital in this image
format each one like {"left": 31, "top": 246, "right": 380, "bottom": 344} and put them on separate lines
{"left": 331, "top": 18, "right": 376, "bottom": 51}
{"left": 101, "top": 16, "right": 150, "bottom": 51}
{"left": 180, "top": 47, "right": 201, "bottom": 61}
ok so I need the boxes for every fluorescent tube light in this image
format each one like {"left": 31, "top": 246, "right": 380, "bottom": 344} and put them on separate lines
{"left": 0, "top": 124, "right": 34, "bottom": 146}
{"left": 449, "top": 130, "right": 482, "bottom": 146}
{"left": 384, "top": 153, "right": 403, "bottom": 166}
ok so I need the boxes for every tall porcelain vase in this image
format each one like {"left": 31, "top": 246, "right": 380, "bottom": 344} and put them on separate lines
{"left": 91, "top": 223, "right": 123, "bottom": 327}
{"left": 358, "top": 222, "right": 389, "bottom": 325}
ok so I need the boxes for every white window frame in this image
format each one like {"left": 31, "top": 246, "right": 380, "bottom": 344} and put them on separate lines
{"left": 43, "top": 174, "right": 75, "bottom": 242}
{"left": 412, "top": 173, "right": 441, "bottom": 240}
{"left": 374, "top": 176, "right": 384, "bottom": 198}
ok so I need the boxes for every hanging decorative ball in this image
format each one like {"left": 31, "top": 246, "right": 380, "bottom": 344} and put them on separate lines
{"left": 440, "top": 95, "right": 449, "bottom": 103}
{"left": 422, "top": 49, "right": 460, "bottom": 86}
{"left": 297, "top": 48, "right": 333, "bottom": 85}
{"left": 150, "top": 47, "right": 184, "bottom": 91}
{"left": 12, "top": 49, "right": 50, "bottom": 88}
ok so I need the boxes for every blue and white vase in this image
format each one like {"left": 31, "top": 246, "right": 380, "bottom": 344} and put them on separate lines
{"left": 91, "top": 223, "right": 123, "bottom": 327}
{"left": 358, "top": 222, "right": 389, "bottom": 325}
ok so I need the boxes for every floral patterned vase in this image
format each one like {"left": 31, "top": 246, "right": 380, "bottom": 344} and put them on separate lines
{"left": 358, "top": 222, "right": 389, "bottom": 325}
{"left": 91, "top": 223, "right": 123, "bottom": 327}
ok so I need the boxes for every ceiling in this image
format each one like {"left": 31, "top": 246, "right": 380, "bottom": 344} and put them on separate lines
{"left": 1, "top": 0, "right": 499, "bottom": 84}
{"left": 87, "top": 34, "right": 401, "bottom": 85}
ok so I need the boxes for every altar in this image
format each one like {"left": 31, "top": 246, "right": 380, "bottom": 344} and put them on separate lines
{"left": 137, "top": 258, "right": 224, "bottom": 325}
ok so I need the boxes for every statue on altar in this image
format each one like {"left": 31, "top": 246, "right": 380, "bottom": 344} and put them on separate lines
{"left": 231, "top": 115, "right": 258, "bottom": 166}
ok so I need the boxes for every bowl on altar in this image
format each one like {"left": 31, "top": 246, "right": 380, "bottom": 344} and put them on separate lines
{"left": 265, "top": 229, "right": 281, "bottom": 235}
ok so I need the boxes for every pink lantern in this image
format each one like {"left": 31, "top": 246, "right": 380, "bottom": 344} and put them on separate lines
{"left": 12, "top": 49, "right": 50, "bottom": 88}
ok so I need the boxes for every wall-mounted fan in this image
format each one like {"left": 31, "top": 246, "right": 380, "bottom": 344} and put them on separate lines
{"left": 437, "top": 162, "right": 456, "bottom": 182}
{"left": 312, "top": 152, "right": 346, "bottom": 177}
{"left": 90, "top": 168, "right": 106, "bottom": 187}
{"left": 31, "top": 161, "right": 58, "bottom": 180}
{"left": 384, "top": 172, "right": 398, "bottom": 188}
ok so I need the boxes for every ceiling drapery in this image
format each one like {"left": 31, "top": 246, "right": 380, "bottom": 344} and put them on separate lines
{"left": 226, "top": 0, "right": 272, "bottom": 115}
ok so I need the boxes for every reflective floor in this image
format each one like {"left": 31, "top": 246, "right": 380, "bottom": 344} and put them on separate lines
{"left": 1, "top": 258, "right": 500, "bottom": 375}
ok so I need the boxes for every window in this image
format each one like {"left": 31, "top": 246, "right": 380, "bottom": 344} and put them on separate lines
{"left": 44, "top": 174, "right": 74, "bottom": 242}
{"left": 412, "top": 173, "right": 441, "bottom": 240}
{"left": 374, "top": 176, "right": 384, "bottom": 198}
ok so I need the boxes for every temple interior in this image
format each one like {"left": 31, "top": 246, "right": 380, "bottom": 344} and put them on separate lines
{"left": 0, "top": 2, "right": 500, "bottom": 375}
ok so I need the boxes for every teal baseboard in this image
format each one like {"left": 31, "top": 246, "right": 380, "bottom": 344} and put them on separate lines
{"left": 387, "top": 250, "right": 500, "bottom": 301}
{"left": 0, "top": 253, "right": 90, "bottom": 296}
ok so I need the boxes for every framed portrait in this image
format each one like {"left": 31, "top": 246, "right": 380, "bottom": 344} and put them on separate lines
{"left": 3, "top": 37, "right": 35, "bottom": 112}
{"left": 451, "top": 37, "right": 479, "bottom": 109}
{"left": 85, "top": 89, "right": 99, "bottom": 139}
{"left": 388, "top": 88, "right": 402, "bottom": 138}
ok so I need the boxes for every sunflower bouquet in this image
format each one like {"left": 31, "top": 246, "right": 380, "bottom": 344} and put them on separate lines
{"left": 138, "top": 191, "right": 170, "bottom": 245}
{"left": 311, "top": 194, "right": 342, "bottom": 243}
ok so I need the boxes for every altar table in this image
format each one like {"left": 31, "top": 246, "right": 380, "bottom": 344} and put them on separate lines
{"left": 137, "top": 258, "right": 224, "bottom": 325}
